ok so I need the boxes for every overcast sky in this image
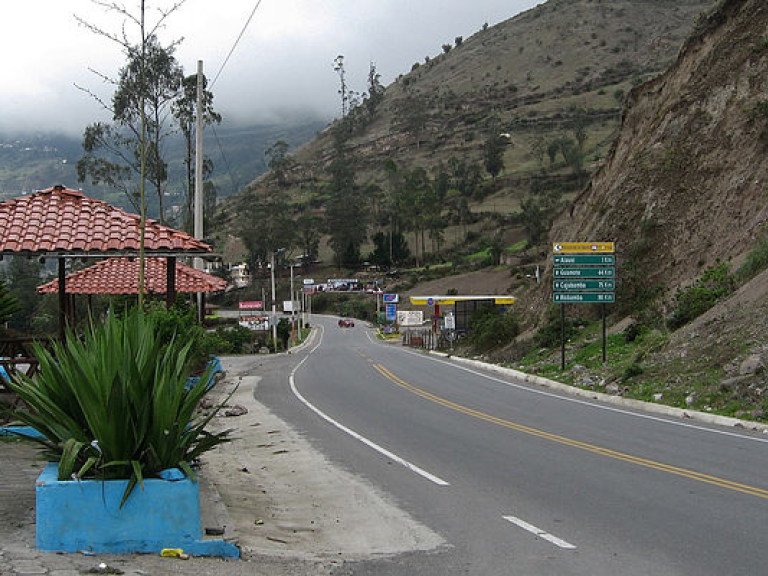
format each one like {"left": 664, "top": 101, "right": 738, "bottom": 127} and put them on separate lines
{"left": 0, "top": 0, "right": 543, "bottom": 135}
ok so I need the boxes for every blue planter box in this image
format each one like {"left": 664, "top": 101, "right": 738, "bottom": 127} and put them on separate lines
{"left": 35, "top": 462, "right": 238, "bottom": 557}
{"left": 185, "top": 355, "right": 223, "bottom": 391}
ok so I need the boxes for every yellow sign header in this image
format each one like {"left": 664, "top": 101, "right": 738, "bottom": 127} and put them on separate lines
{"left": 553, "top": 242, "right": 615, "bottom": 254}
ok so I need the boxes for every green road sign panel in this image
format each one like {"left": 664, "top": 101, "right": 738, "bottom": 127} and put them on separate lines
{"left": 553, "top": 254, "right": 615, "bottom": 266}
{"left": 553, "top": 267, "right": 615, "bottom": 279}
{"left": 553, "top": 292, "right": 615, "bottom": 303}
{"left": 553, "top": 280, "right": 615, "bottom": 291}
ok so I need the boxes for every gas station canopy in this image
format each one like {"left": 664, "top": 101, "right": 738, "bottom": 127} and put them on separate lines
{"left": 409, "top": 295, "right": 517, "bottom": 306}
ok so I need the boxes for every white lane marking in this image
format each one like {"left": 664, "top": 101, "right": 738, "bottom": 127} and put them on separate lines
{"left": 389, "top": 341, "right": 768, "bottom": 445}
{"left": 290, "top": 324, "right": 450, "bottom": 487}
{"left": 503, "top": 515, "right": 576, "bottom": 550}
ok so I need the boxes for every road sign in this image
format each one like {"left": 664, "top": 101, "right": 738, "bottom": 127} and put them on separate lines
{"left": 553, "top": 267, "right": 614, "bottom": 279}
{"left": 553, "top": 280, "right": 615, "bottom": 291}
{"left": 553, "top": 254, "right": 615, "bottom": 266}
{"left": 553, "top": 292, "right": 615, "bottom": 303}
{"left": 553, "top": 242, "right": 615, "bottom": 254}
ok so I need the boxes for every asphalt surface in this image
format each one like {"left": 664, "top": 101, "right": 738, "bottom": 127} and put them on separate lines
{"left": 3, "top": 316, "right": 768, "bottom": 575}
{"left": 259, "top": 316, "right": 768, "bottom": 575}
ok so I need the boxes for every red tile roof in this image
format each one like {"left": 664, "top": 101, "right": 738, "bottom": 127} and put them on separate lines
{"left": 37, "top": 257, "right": 227, "bottom": 295}
{"left": 0, "top": 185, "right": 211, "bottom": 255}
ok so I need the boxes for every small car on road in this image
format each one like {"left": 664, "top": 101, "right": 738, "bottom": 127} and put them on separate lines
{"left": 338, "top": 318, "right": 355, "bottom": 328}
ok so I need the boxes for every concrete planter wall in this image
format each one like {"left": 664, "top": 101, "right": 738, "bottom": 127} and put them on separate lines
{"left": 35, "top": 463, "right": 238, "bottom": 557}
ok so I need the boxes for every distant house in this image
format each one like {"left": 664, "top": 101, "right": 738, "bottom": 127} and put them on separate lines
{"left": 228, "top": 263, "right": 251, "bottom": 289}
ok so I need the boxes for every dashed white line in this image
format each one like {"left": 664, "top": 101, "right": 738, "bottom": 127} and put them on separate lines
{"left": 290, "top": 325, "right": 450, "bottom": 487}
{"left": 503, "top": 515, "right": 576, "bottom": 550}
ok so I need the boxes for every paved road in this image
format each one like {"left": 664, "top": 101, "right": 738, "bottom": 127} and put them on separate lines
{"left": 256, "top": 316, "right": 768, "bottom": 575}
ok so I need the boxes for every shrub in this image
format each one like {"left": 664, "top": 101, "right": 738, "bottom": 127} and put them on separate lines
{"left": 469, "top": 309, "right": 520, "bottom": 352}
{"left": 669, "top": 262, "right": 734, "bottom": 330}
{"left": 7, "top": 308, "right": 233, "bottom": 506}
{"left": 622, "top": 363, "right": 645, "bottom": 381}
{"left": 535, "top": 308, "right": 578, "bottom": 348}
{"left": 737, "top": 235, "right": 768, "bottom": 281}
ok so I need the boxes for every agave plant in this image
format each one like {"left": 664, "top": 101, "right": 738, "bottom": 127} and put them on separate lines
{"left": 6, "top": 307, "right": 233, "bottom": 505}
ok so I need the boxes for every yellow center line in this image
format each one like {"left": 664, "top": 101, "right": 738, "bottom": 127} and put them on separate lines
{"left": 373, "top": 364, "right": 768, "bottom": 501}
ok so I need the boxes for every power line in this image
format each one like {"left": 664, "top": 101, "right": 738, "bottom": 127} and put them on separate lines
{"left": 207, "top": 1, "right": 264, "bottom": 197}
{"left": 210, "top": 0, "right": 263, "bottom": 89}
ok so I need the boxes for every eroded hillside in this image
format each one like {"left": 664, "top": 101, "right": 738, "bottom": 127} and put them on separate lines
{"left": 550, "top": 0, "right": 768, "bottom": 298}
{"left": 537, "top": 0, "right": 768, "bottom": 417}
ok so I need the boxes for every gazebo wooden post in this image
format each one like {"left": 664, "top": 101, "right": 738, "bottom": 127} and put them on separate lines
{"left": 57, "top": 257, "right": 68, "bottom": 340}
{"left": 166, "top": 256, "right": 177, "bottom": 309}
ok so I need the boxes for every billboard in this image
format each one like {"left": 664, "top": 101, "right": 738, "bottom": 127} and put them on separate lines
{"left": 397, "top": 310, "right": 424, "bottom": 327}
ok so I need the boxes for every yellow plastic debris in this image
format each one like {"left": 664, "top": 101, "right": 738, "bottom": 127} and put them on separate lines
{"left": 160, "top": 548, "right": 184, "bottom": 558}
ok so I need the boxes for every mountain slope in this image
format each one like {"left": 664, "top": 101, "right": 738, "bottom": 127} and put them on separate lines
{"left": 550, "top": 0, "right": 768, "bottom": 294}
{"left": 539, "top": 0, "right": 768, "bottom": 416}
{"left": 216, "top": 0, "right": 714, "bottom": 261}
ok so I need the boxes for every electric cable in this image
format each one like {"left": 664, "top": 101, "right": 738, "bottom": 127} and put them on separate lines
{"left": 210, "top": 0, "right": 263, "bottom": 89}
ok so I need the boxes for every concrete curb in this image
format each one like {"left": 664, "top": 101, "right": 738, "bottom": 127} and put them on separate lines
{"left": 427, "top": 351, "right": 768, "bottom": 434}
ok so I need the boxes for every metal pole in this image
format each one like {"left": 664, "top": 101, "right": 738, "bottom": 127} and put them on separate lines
{"left": 194, "top": 60, "right": 204, "bottom": 323}
{"left": 602, "top": 303, "right": 607, "bottom": 364}
{"left": 290, "top": 264, "right": 295, "bottom": 346}
{"left": 271, "top": 251, "right": 278, "bottom": 351}
{"left": 560, "top": 303, "right": 566, "bottom": 371}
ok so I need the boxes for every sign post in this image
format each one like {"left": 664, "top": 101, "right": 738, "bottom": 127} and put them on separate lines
{"left": 552, "top": 242, "right": 616, "bottom": 368}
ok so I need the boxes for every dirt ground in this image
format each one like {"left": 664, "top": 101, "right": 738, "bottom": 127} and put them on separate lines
{"left": 201, "top": 353, "right": 445, "bottom": 563}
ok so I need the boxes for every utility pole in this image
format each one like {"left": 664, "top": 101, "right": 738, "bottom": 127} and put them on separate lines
{"left": 290, "top": 264, "right": 296, "bottom": 346}
{"left": 194, "top": 60, "right": 204, "bottom": 322}
{"left": 271, "top": 250, "right": 278, "bottom": 351}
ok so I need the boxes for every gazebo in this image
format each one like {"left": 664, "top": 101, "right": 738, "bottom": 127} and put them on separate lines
{"left": 0, "top": 185, "right": 216, "bottom": 339}
{"left": 37, "top": 257, "right": 227, "bottom": 319}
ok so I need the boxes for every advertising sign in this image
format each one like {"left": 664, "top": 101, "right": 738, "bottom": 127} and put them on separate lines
{"left": 239, "top": 301, "right": 263, "bottom": 310}
{"left": 397, "top": 310, "right": 424, "bottom": 327}
{"left": 385, "top": 303, "right": 397, "bottom": 322}
{"left": 383, "top": 293, "right": 399, "bottom": 303}
{"left": 239, "top": 315, "right": 269, "bottom": 331}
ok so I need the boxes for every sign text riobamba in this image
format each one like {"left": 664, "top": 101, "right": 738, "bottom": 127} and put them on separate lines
{"left": 553, "top": 292, "right": 615, "bottom": 303}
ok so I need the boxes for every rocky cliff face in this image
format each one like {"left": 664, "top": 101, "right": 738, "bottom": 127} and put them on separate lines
{"left": 551, "top": 0, "right": 768, "bottom": 293}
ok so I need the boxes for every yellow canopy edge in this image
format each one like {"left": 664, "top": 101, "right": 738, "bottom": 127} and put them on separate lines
{"left": 409, "top": 296, "right": 517, "bottom": 306}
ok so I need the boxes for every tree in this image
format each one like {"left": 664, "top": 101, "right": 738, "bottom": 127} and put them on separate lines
{"left": 237, "top": 193, "right": 295, "bottom": 271}
{"left": 203, "top": 180, "right": 218, "bottom": 232}
{"left": 76, "top": 0, "right": 188, "bottom": 304}
{"left": 77, "top": 31, "right": 185, "bottom": 223}
{"left": 368, "top": 231, "right": 410, "bottom": 267}
{"left": 365, "top": 61, "right": 385, "bottom": 117}
{"left": 333, "top": 55, "right": 350, "bottom": 118}
{"left": 326, "top": 150, "right": 368, "bottom": 269}
{"left": 0, "top": 279, "right": 21, "bottom": 332}
{"left": 483, "top": 123, "right": 507, "bottom": 180}
{"left": 296, "top": 210, "right": 321, "bottom": 266}
{"left": 392, "top": 93, "right": 429, "bottom": 149}
{"left": 569, "top": 107, "right": 589, "bottom": 187}
{"left": 520, "top": 196, "right": 547, "bottom": 246}
{"left": 265, "top": 140, "right": 293, "bottom": 187}
{"left": 113, "top": 33, "right": 183, "bottom": 222}
{"left": 4, "top": 257, "right": 43, "bottom": 334}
